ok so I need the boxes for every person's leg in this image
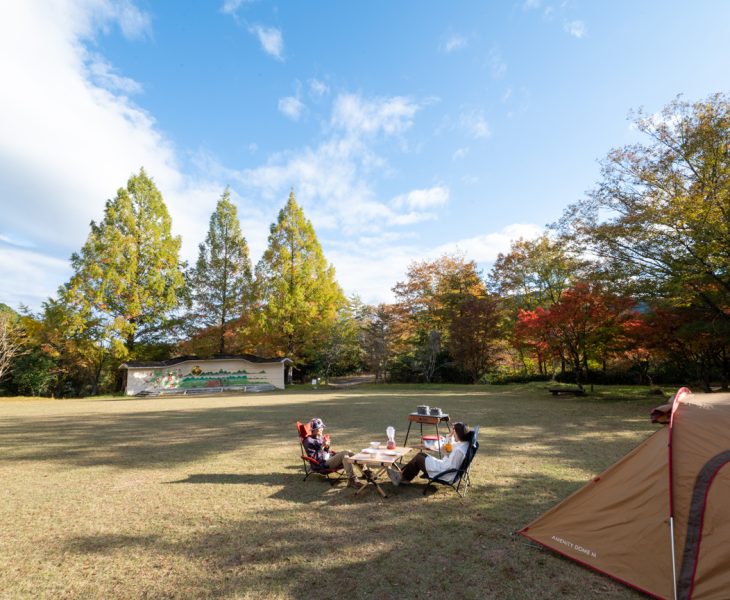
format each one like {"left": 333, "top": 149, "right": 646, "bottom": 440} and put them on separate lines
{"left": 401, "top": 453, "right": 428, "bottom": 482}
{"left": 388, "top": 453, "right": 427, "bottom": 486}
{"left": 326, "top": 450, "right": 356, "bottom": 479}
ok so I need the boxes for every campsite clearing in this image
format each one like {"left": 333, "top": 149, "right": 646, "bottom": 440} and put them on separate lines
{"left": 0, "top": 384, "right": 660, "bottom": 599}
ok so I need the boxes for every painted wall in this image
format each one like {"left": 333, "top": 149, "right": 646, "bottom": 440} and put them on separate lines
{"left": 125, "top": 359, "right": 286, "bottom": 395}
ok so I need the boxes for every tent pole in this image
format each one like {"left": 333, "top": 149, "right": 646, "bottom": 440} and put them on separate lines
{"left": 669, "top": 516, "right": 678, "bottom": 600}
{"left": 667, "top": 387, "right": 690, "bottom": 600}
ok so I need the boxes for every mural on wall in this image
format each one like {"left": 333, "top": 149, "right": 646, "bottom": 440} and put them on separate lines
{"left": 143, "top": 367, "right": 271, "bottom": 390}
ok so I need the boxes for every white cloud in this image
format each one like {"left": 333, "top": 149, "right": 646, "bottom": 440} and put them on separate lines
{"left": 278, "top": 96, "right": 304, "bottom": 120}
{"left": 309, "top": 78, "right": 329, "bottom": 97}
{"left": 441, "top": 33, "right": 468, "bottom": 53}
{"left": 249, "top": 25, "right": 284, "bottom": 60}
{"left": 331, "top": 93, "right": 420, "bottom": 137}
{"left": 392, "top": 186, "right": 449, "bottom": 210}
{"left": 326, "top": 223, "right": 545, "bottom": 304}
{"left": 221, "top": 0, "right": 252, "bottom": 14}
{"left": 452, "top": 147, "right": 469, "bottom": 160}
{"left": 522, "top": 0, "right": 541, "bottom": 10}
{"left": 86, "top": 54, "right": 142, "bottom": 94}
{"left": 487, "top": 48, "right": 507, "bottom": 78}
{"left": 92, "top": 0, "right": 151, "bottom": 39}
{"left": 432, "top": 223, "right": 544, "bottom": 263}
{"left": 237, "top": 92, "right": 438, "bottom": 240}
{"left": 459, "top": 109, "right": 491, "bottom": 139}
{"left": 327, "top": 244, "right": 415, "bottom": 304}
{"left": 0, "top": 245, "right": 71, "bottom": 310}
{"left": 564, "top": 20, "right": 587, "bottom": 38}
{"left": 0, "top": 0, "right": 231, "bottom": 310}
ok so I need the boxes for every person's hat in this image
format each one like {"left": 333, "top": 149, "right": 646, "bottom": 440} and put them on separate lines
{"left": 310, "top": 417, "right": 325, "bottom": 430}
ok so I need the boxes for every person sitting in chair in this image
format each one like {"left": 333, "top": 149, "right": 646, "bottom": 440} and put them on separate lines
{"left": 387, "top": 422, "right": 472, "bottom": 486}
{"left": 302, "top": 417, "right": 363, "bottom": 488}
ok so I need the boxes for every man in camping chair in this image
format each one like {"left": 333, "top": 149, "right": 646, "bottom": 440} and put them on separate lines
{"left": 302, "top": 417, "right": 363, "bottom": 488}
{"left": 387, "top": 422, "right": 473, "bottom": 487}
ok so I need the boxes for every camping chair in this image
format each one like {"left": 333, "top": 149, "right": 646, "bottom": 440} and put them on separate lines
{"left": 296, "top": 421, "right": 346, "bottom": 484}
{"left": 420, "top": 426, "right": 480, "bottom": 497}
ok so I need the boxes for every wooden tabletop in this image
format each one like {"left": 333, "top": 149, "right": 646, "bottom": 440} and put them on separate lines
{"left": 347, "top": 445, "right": 412, "bottom": 466}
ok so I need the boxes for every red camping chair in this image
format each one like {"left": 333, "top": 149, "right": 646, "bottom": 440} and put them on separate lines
{"left": 296, "top": 421, "right": 345, "bottom": 484}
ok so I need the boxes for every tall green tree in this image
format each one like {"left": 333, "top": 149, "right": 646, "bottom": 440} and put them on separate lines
{"left": 560, "top": 94, "right": 730, "bottom": 316}
{"left": 65, "top": 168, "right": 185, "bottom": 357}
{"left": 255, "top": 191, "right": 346, "bottom": 364}
{"left": 187, "top": 188, "right": 253, "bottom": 354}
{"left": 490, "top": 235, "right": 582, "bottom": 310}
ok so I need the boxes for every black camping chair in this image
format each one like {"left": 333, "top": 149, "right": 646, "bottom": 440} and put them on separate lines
{"left": 420, "top": 426, "right": 479, "bottom": 497}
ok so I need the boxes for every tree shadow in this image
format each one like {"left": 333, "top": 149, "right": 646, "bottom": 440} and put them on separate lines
{"left": 4, "top": 386, "right": 654, "bottom": 598}
{"left": 56, "top": 470, "right": 642, "bottom": 599}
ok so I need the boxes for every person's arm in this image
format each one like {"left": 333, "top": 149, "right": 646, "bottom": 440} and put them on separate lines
{"left": 430, "top": 446, "right": 465, "bottom": 473}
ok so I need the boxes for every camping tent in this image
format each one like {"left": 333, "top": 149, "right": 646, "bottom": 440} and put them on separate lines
{"left": 518, "top": 388, "right": 730, "bottom": 600}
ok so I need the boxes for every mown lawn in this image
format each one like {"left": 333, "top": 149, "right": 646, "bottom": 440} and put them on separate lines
{"left": 0, "top": 383, "right": 670, "bottom": 599}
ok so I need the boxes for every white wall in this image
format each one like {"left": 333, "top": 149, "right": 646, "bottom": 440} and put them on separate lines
{"left": 125, "top": 359, "right": 287, "bottom": 395}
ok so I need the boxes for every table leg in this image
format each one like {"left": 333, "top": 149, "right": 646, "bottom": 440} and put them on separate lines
{"left": 371, "top": 466, "right": 388, "bottom": 498}
{"left": 403, "top": 421, "right": 413, "bottom": 446}
{"left": 355, "top": 465, "right": 388, "bottom": 498}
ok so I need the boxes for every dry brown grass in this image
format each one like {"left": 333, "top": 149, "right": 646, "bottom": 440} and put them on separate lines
{"left": 0, "top": 383, "right": 663, "bottom": 599}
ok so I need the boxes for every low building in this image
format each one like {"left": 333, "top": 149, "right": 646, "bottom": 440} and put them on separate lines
{"left": 121, "top": 354, "right": 292, "bottom": 396}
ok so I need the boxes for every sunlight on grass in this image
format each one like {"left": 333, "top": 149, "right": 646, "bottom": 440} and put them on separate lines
{"left": 0, "top": 384, "right": 661, "bottom": 599}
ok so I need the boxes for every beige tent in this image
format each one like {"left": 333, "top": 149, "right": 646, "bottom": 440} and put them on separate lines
{"left": 519, "top": 388, "right": 730, "bottom": 600}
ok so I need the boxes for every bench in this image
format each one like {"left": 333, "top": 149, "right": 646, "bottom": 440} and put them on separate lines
{"left": 549, "top": 387, "right": 586, "bottom": 397}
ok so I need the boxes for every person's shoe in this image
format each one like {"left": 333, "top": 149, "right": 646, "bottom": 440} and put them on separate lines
{"left": 347, "top": 477, "right": 360, "bottom": 489}
{"left": 387, "top": 467, "right": 402, "bottom": 487}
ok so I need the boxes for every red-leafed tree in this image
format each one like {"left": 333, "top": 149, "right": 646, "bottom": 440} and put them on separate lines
{"left": 515, "top": 283, "right": 637, "bottom": 385}
{"left": 627, "top": 305, "right": 730, "bottom": 392}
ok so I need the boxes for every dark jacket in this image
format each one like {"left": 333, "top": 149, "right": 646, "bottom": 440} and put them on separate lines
{"left": 302, "top": 434, "right": 329, "bottom": 469}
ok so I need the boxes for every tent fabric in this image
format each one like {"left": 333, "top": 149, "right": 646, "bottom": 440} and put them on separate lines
{"left": 518, "top": 390, "right": 730, "bottom": 600}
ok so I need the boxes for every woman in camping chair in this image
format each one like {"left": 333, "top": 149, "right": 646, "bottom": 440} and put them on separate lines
{"left": 302, "top": 417, "right": 363, "bottom": 488}
{"left": 387, "top": 422, "right": 472, "bottom": 486}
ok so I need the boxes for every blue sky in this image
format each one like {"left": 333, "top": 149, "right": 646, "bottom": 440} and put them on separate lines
{"left": 1, "top": 0, "right": 729, "bottom": 311}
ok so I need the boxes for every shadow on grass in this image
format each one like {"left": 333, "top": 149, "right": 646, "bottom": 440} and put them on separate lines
{"left": 0, "top": 386, "right": 660, "bottom": 479}
{"left": 57, "top": 471, "right": 642, "bottom": 599}
{"left": 1, "top": 385, "right": 654, "bottom": 598}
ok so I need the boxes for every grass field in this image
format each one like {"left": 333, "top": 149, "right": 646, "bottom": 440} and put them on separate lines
{"left": 0, "top": 383, "right": 668, "bottom": 599}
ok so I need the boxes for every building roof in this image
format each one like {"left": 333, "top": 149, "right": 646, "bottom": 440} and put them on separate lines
{"left": 121, "top": 354, "right": 292, "bottom": 369}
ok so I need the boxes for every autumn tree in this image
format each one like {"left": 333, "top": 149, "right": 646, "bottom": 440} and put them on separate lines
{"left": 186, "top": 188, "right": 253, "bottom": 355}
{"left": 65, "top": 169, "right": 185, "bottom": 357}
{"left": 254, "top": 191, "right": 346, "bottom": 365}
{"left": 359, "top": 303, "right": 403, "bottom": 383}
{"left": 489, "top": 234, "right": 587, "bottom": 374}
{"left": 20, "top": 297, "right": 112, "bottom": 396}
{"left": 490, "top": 234, "right": 583, "bottom": 310}
{"left": 313, "top": 300, "right": 362, "bottom": 378}
{"left": 515, "top": 283, "right": 637, "bottom": 385}
{"left": 0, "top": 307, "right": 24, "bottom": 386}
{"left": 628, "top": 305, "right": 730, "bottom": 392}
{"left": 392, "top": 254, "right": 486, "bottom": 381}
{"left": 560, "top": 94, "right": 730, "bottom": 316}
{"left": 447, "top": 295, "right": 501, "bottom": 383}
